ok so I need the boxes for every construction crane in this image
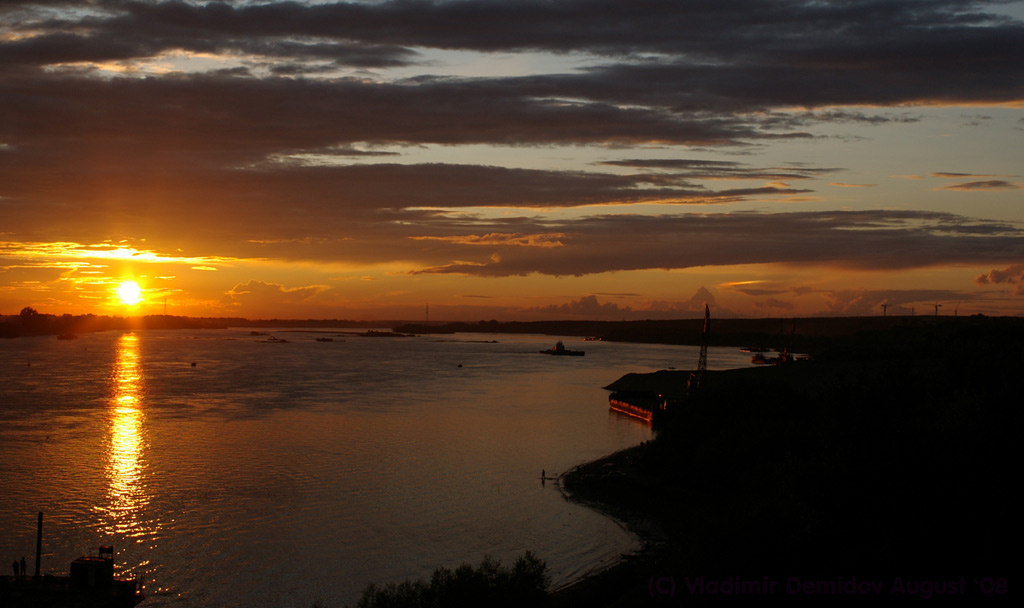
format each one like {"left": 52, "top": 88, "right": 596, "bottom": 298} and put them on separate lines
{"left": 932, "top": 302, "right": 942, "bottom": 317}
{"left": 688, "top": 304, "right": 710, "bottom": 394}
{"left": 881, "top": 303, "right": 889, "bottom": 317}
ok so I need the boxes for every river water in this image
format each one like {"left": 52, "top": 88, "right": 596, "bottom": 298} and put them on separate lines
{"left": 0, "top": 329, "right": 752, "bottom": 607}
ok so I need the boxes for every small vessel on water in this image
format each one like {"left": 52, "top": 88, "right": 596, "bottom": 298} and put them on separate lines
{"left": 1, "top": 513, "right": 144, "bottom": 607}
{"left": 539, "top": 341, "right": 585, "bottom": 356}
{"left": 1, "top": 546, "right": 144, "bottom": 607}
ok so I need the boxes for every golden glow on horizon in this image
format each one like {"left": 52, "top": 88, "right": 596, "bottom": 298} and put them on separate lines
{"left": 116, "top": 280, "right": 143, "bottom": 306}
{"left": 2, "top": 238, "right": 1021, "bottom": 318}
{"left": 0, "top": 239, "right": 233, "bottom": 266}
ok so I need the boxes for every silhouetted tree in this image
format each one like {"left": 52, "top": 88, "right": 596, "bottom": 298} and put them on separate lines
{"left": 355, "top": 552, "right": 550, "bottom": 608}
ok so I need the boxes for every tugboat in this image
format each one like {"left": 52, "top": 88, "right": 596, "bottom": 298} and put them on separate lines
{"left": 539, "top": 341, "right": 585, "bottom": 356}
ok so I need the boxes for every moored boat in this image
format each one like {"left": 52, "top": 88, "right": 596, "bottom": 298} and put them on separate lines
{"left": 539, "top": 341, "right": 584, "bottom": 356}
{"left": 2, "top": 514, "right": 144, "bottom": 607}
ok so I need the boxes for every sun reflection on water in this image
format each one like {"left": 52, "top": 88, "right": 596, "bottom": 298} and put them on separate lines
{"left": 100, "top": 332, "right": 156, "bottom": 539}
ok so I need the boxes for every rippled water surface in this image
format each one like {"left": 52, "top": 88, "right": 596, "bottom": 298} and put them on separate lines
{"left": 1, "top": 329, "right": 751, "bottom": 607}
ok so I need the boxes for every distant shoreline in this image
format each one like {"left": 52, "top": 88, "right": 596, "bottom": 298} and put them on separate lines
{"left": 0, "top": 313, "right": 399, "bottom": 339}
{"left": 5, "top": 311, "right": 1004, "bottom": 351}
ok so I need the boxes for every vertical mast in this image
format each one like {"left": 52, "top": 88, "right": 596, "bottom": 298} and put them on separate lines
{"left": 35, "top": 511, "right": 43, "bottom": 578}
{"left": 689, "top": 304, "right": 710, "bottom": 395}
{"left": 697, "top": 303, "right": 709, "bottom": 378}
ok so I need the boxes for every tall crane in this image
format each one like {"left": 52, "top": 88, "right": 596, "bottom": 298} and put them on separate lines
{"left": 689, "top": 304, "right": 710, "bottom": 394}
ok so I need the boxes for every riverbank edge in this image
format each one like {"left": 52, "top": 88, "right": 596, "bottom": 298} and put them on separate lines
{"left": 550, "top": 443, "right": 681, "bottom": 607}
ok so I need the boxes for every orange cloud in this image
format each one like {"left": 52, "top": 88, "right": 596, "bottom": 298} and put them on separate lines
{"left": 409, "top": 233, "right": 567, "bottom": 247}
{"left": 223, "top": 280, "right": 329, "bottom": 306}
{"left": 975, "top": 263, "right": 1024, "bottom": 287}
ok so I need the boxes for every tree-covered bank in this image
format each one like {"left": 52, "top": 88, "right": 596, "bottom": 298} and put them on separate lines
{"left": 397, "top": 315, "right": 1013, "bottom": 351}
{"left": 0, "top": 308, "right": 398, "bottom": 339}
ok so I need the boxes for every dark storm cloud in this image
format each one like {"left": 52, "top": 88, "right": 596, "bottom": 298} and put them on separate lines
{"left": 0, "top": 72, "right": 766, "bottom": 172}
{"left": 0, "top": 26, "right": 417, "bottom": 70}
{"left": 408, "top": 210, "right": 1024, "bottom": 277}
{"left": 3, "top": 0, "right": 1022, "bottom": 109}
{"left": 596, "top": 158, "right": 844, "bottom": 181}
{"left": 975, "top": 263, "right": 1024, "bottom": 295}
{"left": 3, "top": 1, "right": 1020, "bottom": 158}
{"left": 2, "top": 0, "right": 1023, "bottom": 280}
{"left": 0, "top": 154, "right": 807, "bottom": 213}
{"left": 940, "top": 180, "right": 1021, "bottom": 191}
{"left": 21, "top": 0, "right": 1015, "bottom": 61}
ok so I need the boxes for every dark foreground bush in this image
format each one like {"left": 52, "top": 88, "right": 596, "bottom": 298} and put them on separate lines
{"left": 354, "top": 552, "right": 550, "bottom": 608}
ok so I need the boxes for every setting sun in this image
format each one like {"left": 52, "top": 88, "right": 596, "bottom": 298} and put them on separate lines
{"left": 116, "top": 280, "right": 143, "bottom": 306}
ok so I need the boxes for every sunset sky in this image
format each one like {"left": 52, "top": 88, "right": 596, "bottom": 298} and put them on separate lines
{"left": 2, "top": 0, "right": 1023, "bottom": 320}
